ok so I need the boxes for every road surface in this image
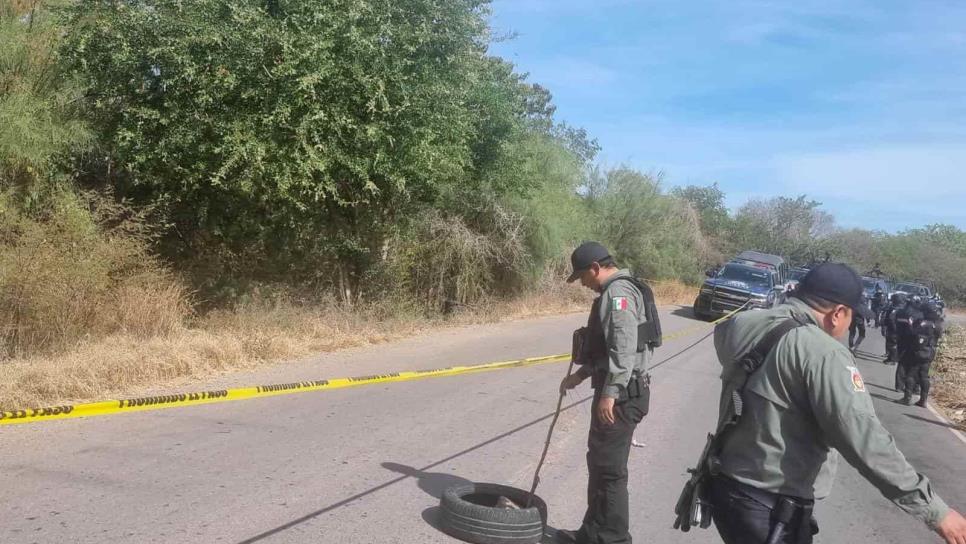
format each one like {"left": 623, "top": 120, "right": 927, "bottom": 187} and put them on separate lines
{"left": 1, "top": 306, "right": 963, "bottom": 543}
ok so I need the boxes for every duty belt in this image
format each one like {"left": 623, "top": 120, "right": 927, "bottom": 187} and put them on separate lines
{"left": 713, "top": 475, "right": 817, "bottom": 544}
{"left": 593, "top": 370, "right": 650, "bottom": 400}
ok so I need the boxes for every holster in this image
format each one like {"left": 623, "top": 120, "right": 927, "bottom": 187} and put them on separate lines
{"left": 721, "top": 478, "right": 816, "bottom": 544}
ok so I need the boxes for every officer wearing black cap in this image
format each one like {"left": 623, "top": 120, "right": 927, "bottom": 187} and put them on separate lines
{"left": 692, "top": 263, "right": 966, "bottom": 544}
{"left": 558, "top": 241, "right": 655, "bottom": 544}
{"left": 848, "top": 293, "right": 868, "bottom": 354}
{"left": 898, "top": 298, "right": 943, "bottom": 407}
{"left": 883, "top": 292, "right": 906, "bottom": 365}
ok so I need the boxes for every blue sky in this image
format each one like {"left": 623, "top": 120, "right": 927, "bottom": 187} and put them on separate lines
{"left": 487, "top": 0, "right": 966, "bottom": 232}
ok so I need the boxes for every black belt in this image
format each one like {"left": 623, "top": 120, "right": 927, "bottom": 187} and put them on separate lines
{"left": 591, "top": 370, "right": 649, "bottom": 399}
{"left": 714, "top": 474, "right": 812, "bottom": 507}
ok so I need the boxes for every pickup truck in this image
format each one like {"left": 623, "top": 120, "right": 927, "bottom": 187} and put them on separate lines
{"left": 693, "top": 262, "right": 783, "bottom": 321}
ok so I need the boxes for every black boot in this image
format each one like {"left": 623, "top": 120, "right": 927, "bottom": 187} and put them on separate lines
{"left": 915, "top": 398, "right": 927, "bottom": 408}
{"left": 900, "top": 395, "right": 913, "bottom": 405}
{"left": 554, "top": 529, "right": 587, "bottom": 544}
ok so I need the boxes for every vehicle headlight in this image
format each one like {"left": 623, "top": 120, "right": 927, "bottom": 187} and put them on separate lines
{"left": 749, "top": 294, "right": 768, "bottom": 307}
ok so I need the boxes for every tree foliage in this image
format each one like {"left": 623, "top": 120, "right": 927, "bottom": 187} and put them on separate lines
{"left": 0, "top": 0, "right": 90, "bottom": 205}
{"left": 4, "top": 0, "right": 965, "bottom": 317}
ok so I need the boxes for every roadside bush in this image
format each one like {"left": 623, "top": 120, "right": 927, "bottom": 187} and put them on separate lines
{"left": 385, "top": 204, "right": 530, "bottom": 310}
{"left": 586, "top": 167, "right": 711, "bottom": 282}
{"left": 0, "top": 190, "right": 190, "bottom": 357}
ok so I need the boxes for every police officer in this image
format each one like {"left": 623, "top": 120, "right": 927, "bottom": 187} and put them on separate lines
{"left": 848, "top": 293, "right": 867, "bottom": 354}
{"left": 882, "top": 293, "right": 906, "bottom": 365}
{"left": 871, "top": 285, "right": 887, "bottom": 327}
{"left": 898, "top": 300, "right": 944, "bottom": 407}
{"left": 558, "top": 242, "right": 652, "bottom": 544}
{"left": 895, "top": 295, "right": 922, "bottom": 394}
{"left": 706, "top": 263, "right": 966, "bottom": 544}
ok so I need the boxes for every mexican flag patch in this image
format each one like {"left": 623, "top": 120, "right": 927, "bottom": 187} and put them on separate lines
{"left": 612, "top": 296, "right": 628, "bottom": 311}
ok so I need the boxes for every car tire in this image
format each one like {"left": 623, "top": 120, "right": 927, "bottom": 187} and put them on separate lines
{"left": 439, "top": 483, "right": 547, "bottom": 544}
{"left": 693, "top": 297, "right": 710, "bottom": 321}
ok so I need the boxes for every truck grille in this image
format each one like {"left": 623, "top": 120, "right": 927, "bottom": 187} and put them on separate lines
{"left": 711, "top": 286, "right": 751, "bottom": 312}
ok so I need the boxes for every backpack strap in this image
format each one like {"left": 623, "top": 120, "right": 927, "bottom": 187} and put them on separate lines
{"left": 730, "top": 316, "right": 806, "bottom": 418}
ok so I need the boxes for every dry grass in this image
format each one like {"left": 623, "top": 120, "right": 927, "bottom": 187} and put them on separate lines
{"left": 933, "top": 324, "right": 966, "bottom": 430}
{"left": 649, "top": 279, "right": 699, "bottom": 306}
{"left": 0, "top": 276, "right": 697, "bottom": 409}
{"left": 0, "top": 300, "right": 427, "bottom": 408}
{"left": 0, "top": 191, "right": 190, "bottom": 357}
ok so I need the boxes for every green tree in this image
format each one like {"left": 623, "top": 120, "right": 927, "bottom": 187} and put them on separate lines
{"left": 730, "top": 195, "right": 836, "bottom": 264}
{"left": 63, "top": 0, "right": 520, "bottom": 301}
{"left": 586, "top": 167, "right": 710, "bottom": 281}
{"left": 0, "top": 0, "right": 90, "bottom": 206}
{"left": 671, "top": 183, "right": 731, "bottom": 237}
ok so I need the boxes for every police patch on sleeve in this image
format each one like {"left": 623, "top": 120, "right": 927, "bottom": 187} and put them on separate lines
{"left": 847, "top": 366, "right": 866, "bottom": 392}
{"left": 612, "top": 297, "right": 628, "bottom": 311}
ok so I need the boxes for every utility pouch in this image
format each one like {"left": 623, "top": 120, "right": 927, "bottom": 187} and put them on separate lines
{"left": 624, "top": 373, "right": 650, "bottom": 414}
{"left": 572, "top": 327, "right": 589, "bottom": 365}
{"left": 627, "top": 373, "right": 650, "bottom": 398}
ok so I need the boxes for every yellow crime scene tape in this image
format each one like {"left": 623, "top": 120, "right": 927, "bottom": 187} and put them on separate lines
{"left": 0, "top": 302, "right": 746, "bottom": 426}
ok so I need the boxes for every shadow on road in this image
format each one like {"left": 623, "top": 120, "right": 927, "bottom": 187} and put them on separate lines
{"left": 905, "top": 413, "right": 962, "bottom": 430}
{"left": 670, "top": 306, "right": 699, "bottom": 320}
{"left": 234, "top": 395, "right": 593, "bottom": 544}
{"left": 852, "top": 349, "right": 882, "bottom": 362}
{"left": 864, "top": 380, "right": 897, "bottom": 393}
{"left": 869, "top": 391, "right": 902, "bottom": 404}
{"left": 382, "top": 462, "right": 472, "bottom": 500}
{"left": 421, "top": 506, "right": 446, "bottom": 536}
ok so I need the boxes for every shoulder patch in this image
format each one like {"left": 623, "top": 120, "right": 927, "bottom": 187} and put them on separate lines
{"left": 612, "top": 296, "right": 628, "bottom": 311}
{"left": 847, "top": 366, "right": 866, "bottom": 392}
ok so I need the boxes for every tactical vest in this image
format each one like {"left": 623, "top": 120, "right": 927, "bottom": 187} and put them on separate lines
{"left": 580, "top": 276, "right": 663, "bottom": 364}
{"left": 909, "top": 318, "right": 939, "bottom": 363}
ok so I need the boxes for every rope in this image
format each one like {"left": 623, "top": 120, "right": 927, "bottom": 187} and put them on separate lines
{"left": 526, "top": 356, "right": 575, "bottom": 507}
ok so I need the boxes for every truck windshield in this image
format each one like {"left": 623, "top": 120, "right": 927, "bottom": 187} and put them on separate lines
{"left": 717, "top": 265, "right": 772, "bottom": 289}
{"left": 894, "top": 283, "right": 926, "bottom": 295}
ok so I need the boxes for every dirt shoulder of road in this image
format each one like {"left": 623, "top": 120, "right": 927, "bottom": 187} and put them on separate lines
{"left": 933, "top": 324, "right": 966, "bottom": 430}
{"left": 0, "top": 281, "right": 697, "bottom": 410}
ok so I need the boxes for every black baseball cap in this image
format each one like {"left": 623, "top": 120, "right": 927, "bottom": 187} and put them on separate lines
{"left": 796, "top": 263, "right": 873, "bottom": 319}
{"left": 567, "top": 241, "right": 611, "bottom": 283}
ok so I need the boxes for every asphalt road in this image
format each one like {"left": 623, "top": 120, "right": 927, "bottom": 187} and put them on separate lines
{"left": 1, "top": 306, "right": 964, "bottom": 543}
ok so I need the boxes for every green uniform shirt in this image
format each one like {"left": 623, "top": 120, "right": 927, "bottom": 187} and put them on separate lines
{"left": 713, "top": 297, "right": 949, "bottom": 529}
{"left": 577, "top": 270, "right": 650, "bottom": 399}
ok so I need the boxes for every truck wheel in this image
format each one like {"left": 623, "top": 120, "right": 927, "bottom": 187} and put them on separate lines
{"left": 693, "top": 297, "right": 710, "bottom": 321}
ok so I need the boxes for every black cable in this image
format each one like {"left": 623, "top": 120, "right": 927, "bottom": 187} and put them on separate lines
{"left": 647, "top": 328, "right": 717, "bottom": 372}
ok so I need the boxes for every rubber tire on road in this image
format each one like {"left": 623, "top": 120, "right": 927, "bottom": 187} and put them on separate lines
{"left": 439, "top": 482, "right": 547, "bottom": 544}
